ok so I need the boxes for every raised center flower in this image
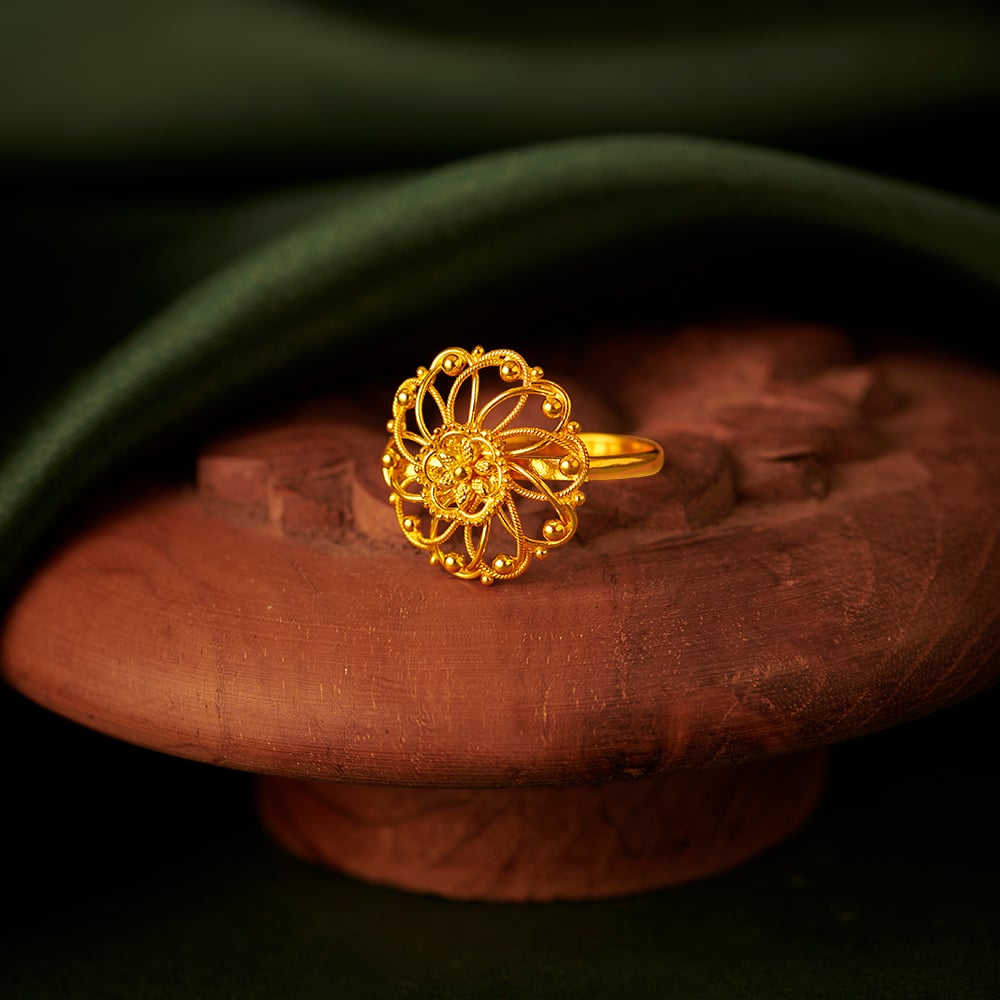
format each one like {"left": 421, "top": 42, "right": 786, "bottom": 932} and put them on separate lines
{"left": 418, "top": 427, "right": 508, "bottom": 524}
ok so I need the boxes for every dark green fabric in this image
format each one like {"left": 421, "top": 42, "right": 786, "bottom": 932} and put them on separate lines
{"left": 4, "top": 2, "right": 1000, "bottom": 179}
{"left": 2, "top": 3, "right": 999, "bottom": 994}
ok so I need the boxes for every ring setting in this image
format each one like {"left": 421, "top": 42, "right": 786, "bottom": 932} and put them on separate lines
{"left": 382, "top": 346, "right": 663, "bottom": 584}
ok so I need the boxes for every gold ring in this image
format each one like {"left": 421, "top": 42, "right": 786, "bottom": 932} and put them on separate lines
{"left": 381, "top": 346, "right": 664, "bottom": 585}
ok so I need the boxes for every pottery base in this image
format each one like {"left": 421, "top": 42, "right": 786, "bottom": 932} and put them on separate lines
{"left": 255, "top": 748, "right": 828, "bottom": 902}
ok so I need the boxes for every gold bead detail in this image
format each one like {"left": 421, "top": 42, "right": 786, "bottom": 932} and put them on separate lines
{"left": 542, "top": 520, "right": 566, "bottom": 540}
{"left": 492, "top": 554, "right": 514, "bottom": 574}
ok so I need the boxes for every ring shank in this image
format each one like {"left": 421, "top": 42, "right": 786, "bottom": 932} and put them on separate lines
{"left": 513, "top": 432, "right": 664, "bottom": 482}
{"left": 581, "top": 432, "right": 664, "bottom": 480}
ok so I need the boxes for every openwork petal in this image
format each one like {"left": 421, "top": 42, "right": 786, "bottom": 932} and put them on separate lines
{"left": 418, "top": 516, "right": 460, "bottom": 548}
{"left": 464, "top": 521, "right": 491, "bottom": 569}
{"left": 413, "top": 372, "right": 449, "bottom": 441}
{"left": 500, "top": 426, "right": 589, "bottom": 498}
{"left": 477, "top": 379, "right": 571, "bottom": 433}
{"left": 492, "top": 498, "right": 532, "bottom": 577}
{"left": 387, "top": 463, "right": 425, "bottom": 505}
{"left": 505, "top": 460, "right": 581, "bottom": 555}
{"left": 388, "top": 492, "right": 461, "bottom": 551}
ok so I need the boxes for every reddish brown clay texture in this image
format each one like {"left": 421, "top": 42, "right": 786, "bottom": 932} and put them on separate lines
{"left": 3, "top": 323, "right": 998, "bottom": 900}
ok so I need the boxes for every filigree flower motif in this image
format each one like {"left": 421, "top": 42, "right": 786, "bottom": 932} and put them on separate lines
{"left": 382, "top": 346, "right": 589, "bottom": 584}
{"left": 419, "top": 428, "right": 507, "bottom": 525}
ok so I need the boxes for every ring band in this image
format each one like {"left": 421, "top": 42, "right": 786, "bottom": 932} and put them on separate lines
{"left": 382, "top": 346, "right": 663, "bottom": 585}
{"left": 510, "top": 432, "right": 664, "bottom": 481}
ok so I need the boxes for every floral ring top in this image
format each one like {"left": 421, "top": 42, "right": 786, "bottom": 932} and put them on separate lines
{"left": 382, "top": 346, "right": 589, "bottom": 585}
